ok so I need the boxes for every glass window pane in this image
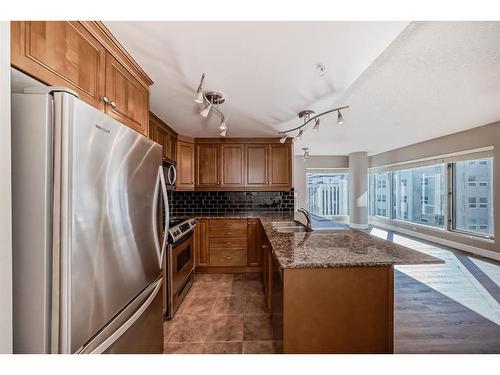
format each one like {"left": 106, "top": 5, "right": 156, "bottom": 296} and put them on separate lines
{"left": 453, "top": 157, "right": 494, "bottom": 237}
{"left": 306, "top": 173, "right": 349, "bottom": 219}
{"left": 392, "top": 164, "right": 445, "bottom": 228}
{"left": 373, "top": 171, "right": 391, "bottom": 218}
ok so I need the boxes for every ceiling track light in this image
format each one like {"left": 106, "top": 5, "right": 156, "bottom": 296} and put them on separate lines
{"left": 278, "top": 105, "right": 349, "bottom": 151}
{"left": 337, "top": 110, "right": 344, "bottom": 125}
{"left": 280, "top": 134, "right": 288, "bottom": 143}
{"left": 313, "top": 118, "right": 320, "bottom": 131}
{"left": 194, "top": 73, "right": 228, "bottom": 136}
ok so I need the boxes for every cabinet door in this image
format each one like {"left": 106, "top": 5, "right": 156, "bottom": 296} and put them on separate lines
{"left": 176, "top": 140, "right": 195, "bottom": 190}
{"left": 220, "top": 144, "right": 245, "bottom": 188}
{"left": 196, "top": 144, "right": 220, "bottom": 188}
{"left": 262, "top": 242, "right": 272, "bottom": 310}
{"left": 105, "top": 52, "right": 149, "bottom": 135}
{"left": 11, "top": 21, "right": 106, "bottom": 110}
{"left": 245, "top": 144, "right": 268, "bottom": 188}
{"left": 194, "top": 219, "right": 209, "bottom": 267}
{"left": 247, "top": 219, "right": 261, "bottom": 266}
{"left": 268, "top": 144, "right": 292, "bottom": 189}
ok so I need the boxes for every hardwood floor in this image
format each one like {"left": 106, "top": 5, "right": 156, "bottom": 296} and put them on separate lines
{"left": 165, "top": 229, "right": 500, "bottom": 353}
{"left": 369, "top": 227, "right": 500, "bottom": 353}
{"left": 163, "top": 273, "right": 277, "bottom": 354}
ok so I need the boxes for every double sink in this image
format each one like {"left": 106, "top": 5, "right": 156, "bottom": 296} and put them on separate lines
{"left": 271, "top": 220, "right": 313, "bottom": 233}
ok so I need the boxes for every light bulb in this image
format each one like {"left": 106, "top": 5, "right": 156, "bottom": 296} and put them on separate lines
{"left": 337, "top": 110, "right": 344, "bottom": 125}
{"left": 280, "top": 134, "right": 288, "bottom": 143}
{"left": 200, "top": 102, "right": 212, "bottom": 117}
{"left": 296, "top": 128, "right": 304, "bottom": 140}
{"left": 219, "top": 128, "right": 227, "bottom": 137}
{"left": 313, "top": 118, "right": 320, "bottom": 131}
{"left": 219, "top": 120, "right": 227, "bottom": 131}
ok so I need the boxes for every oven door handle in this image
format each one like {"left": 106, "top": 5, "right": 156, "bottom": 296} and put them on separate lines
{"left": 159, "top": 165, "right": 169, "bottom": 268}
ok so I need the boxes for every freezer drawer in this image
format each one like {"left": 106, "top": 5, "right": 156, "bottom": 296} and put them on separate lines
{"left": 79, "top": 276, "right": 164, "bottom": 354}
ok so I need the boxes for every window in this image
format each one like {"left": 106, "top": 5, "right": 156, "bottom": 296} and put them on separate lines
{"left": 453, "top": 157, "right": 494, "bottom": 237}
{"left": 306, "top": 172, "right": 348, "bottom": 219}
{"left": 372, "top": 171, "right": 391, "bottom": 218}
{"left": 468, "top": 197, "right": 477, "bottom": 208}
{"left": 369, "top": 155, "right": 494, "bottom": 239}
{"left": 392, "top": 164, "right": 445, "bottom": 228}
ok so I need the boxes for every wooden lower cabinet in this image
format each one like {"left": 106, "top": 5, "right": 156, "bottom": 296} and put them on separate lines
{"left": 194, "top": 218, "right": 263, "bottom": 272}
{"left": 272, "top": 266, "right": 394, "bottom": 354}
{"left": 194, "top": 219, "right": 209, "bottom": 267}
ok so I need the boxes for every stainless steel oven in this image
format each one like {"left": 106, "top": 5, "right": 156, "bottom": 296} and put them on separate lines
{"left": 164, "top": 218, "right": 196, "bottom": 319}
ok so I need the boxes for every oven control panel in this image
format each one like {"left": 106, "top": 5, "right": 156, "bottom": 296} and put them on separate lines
{"left": 168, "top": 218, "right": 197, "bottom": 244}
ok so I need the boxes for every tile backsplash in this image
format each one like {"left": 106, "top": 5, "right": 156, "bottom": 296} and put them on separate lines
{"left": 168, "top": 189, "right": 295, "bottom": 215}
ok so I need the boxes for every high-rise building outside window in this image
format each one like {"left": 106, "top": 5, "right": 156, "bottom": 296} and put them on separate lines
{"left": 306, "top": 172, "right": 349, "bottom": 219}
{"left": 453, "top": 158, "right": 494, "bottom": 237}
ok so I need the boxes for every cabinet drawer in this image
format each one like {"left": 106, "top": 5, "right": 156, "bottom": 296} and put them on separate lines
{"left": 209, "top": 238, "right": 248, "bottom": 249}
{"left": 209, "top": 227, "right": 248, "bottom": 238}
{"left": 210, "top": 249, "right": 247, "bottom": 267}
{"left": 209, "top": 219, "right": 247, "bottom": 229}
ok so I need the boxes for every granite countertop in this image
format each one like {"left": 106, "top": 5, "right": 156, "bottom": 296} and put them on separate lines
{"left": 180, "top": 212, "right": 443, "bottom": 269}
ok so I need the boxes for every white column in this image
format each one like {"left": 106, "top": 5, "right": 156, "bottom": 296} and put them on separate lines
{"left": 349, "top": 152, "right": 369, "bottom": 229}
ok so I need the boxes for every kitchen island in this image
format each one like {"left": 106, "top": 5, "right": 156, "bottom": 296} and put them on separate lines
{"left": 190, "top": 213, "right": 442, "bottom": 353}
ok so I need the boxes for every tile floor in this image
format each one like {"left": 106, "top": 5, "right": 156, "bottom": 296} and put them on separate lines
{"left": 163, "top": 273, "right": 276, "bottom": 354}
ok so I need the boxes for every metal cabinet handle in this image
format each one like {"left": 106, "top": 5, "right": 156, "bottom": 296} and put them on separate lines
{"left": 110, "top": 101, "right": 117, "bottom": 108}
{"left": 100, "top": 96, "right": 110, "bottom": 104}
{"left": 226, "top": 232, "right": 232, "bottom": 235}
{"left": 226, "top": 256, "right": 232, "bottom": 260}
{"left": 226, "top": 242, "right": 232, "bottom": 245}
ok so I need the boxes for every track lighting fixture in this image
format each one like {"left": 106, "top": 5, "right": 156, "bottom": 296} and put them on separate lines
{"left": 194, "top": 73, "right": 205, "bottom": 103}
{"left": 278, "top": 105, "right": 349, "bottom": 151}
{"left": 199, "top": 102, "right": 212, "bottom": 117}
{"left": 337, "top": 110, "right": 344, "bottom": 125}
{"left": 194, "top": 73, "right": 228, "bottom": 136}
{"left": 313, "top": 118, "right": 320, "bottom": 131}
{"left": 302, "top": 147, "right": 310, "bottom": 160}
{"left": 296, "top": 128, "right": 304, "bottom": 140}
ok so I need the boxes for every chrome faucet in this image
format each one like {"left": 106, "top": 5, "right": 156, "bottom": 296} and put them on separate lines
{"left": 297, "top": 208, "right": 312, "bottom": 229}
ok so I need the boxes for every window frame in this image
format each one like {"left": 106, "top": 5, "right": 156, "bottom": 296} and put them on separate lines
{"left": 369, "top": 148, "right": 494, "bottom": 241}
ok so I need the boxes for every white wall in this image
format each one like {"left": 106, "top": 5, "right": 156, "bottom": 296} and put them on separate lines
{"left": 293, "top": 155, "right": 349, "bottom": 211}
{"left": 0, "top": 21, "right": 13, "bottom": 353}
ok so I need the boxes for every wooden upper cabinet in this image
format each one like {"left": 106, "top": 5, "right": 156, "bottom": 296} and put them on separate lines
{"left": 11, "top": 21, "right": 153, "bottom": 136}
{"left": 196, "top": 144, "right": 220, "bottom": 188}
{"left": 176, "top": 138, "right": 195, "bottom": 190}
{"left": 105, "top": 52, "right": 149, "bottom": 135}
{"left": 149, "top": 112, "right": 177, "bottom": 161}
{"left": 245, "top": 144, "right": 268, "bottom": 188}
{"left": 11, "top": 21, "right": 106, "bottom": 109}
{"left": 220, "top": 144, "right": 245, "bottom": 188}
{"left": 268, "top": 143, "right": 292, "bottom": 189}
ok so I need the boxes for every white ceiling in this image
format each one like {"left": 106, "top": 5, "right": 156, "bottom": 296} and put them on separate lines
{"left": 105, "top": 21, "right": 500, "bottom": 156}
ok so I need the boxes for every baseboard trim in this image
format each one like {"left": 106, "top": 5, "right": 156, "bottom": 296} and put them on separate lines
{"left": 373, "top": 221, "right": 500, "bottom": 262}
{"left": 195, "top": 266, "right": 263, "bottom": 274}
{"left": 349, "top": 223, "right": 369, "bottom": 229}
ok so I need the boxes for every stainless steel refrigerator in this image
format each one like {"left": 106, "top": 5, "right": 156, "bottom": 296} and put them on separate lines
{"left": 12, "top": 87, "right": 168, "bottom": 354}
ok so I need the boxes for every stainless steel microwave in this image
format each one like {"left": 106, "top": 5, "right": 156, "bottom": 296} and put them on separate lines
{"left": 162, "top": 159, "right": 176, "bottom": 189}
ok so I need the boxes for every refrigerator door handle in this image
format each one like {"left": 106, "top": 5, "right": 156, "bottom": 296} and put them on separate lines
{"left": 152, "top": 167, "right": 162, "bottom": 264}
{"left": 86, "top": 278, "right": 163, "bottom": 354}
{"left": 159, "top": 166, "right": 169, "bottom": 267}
